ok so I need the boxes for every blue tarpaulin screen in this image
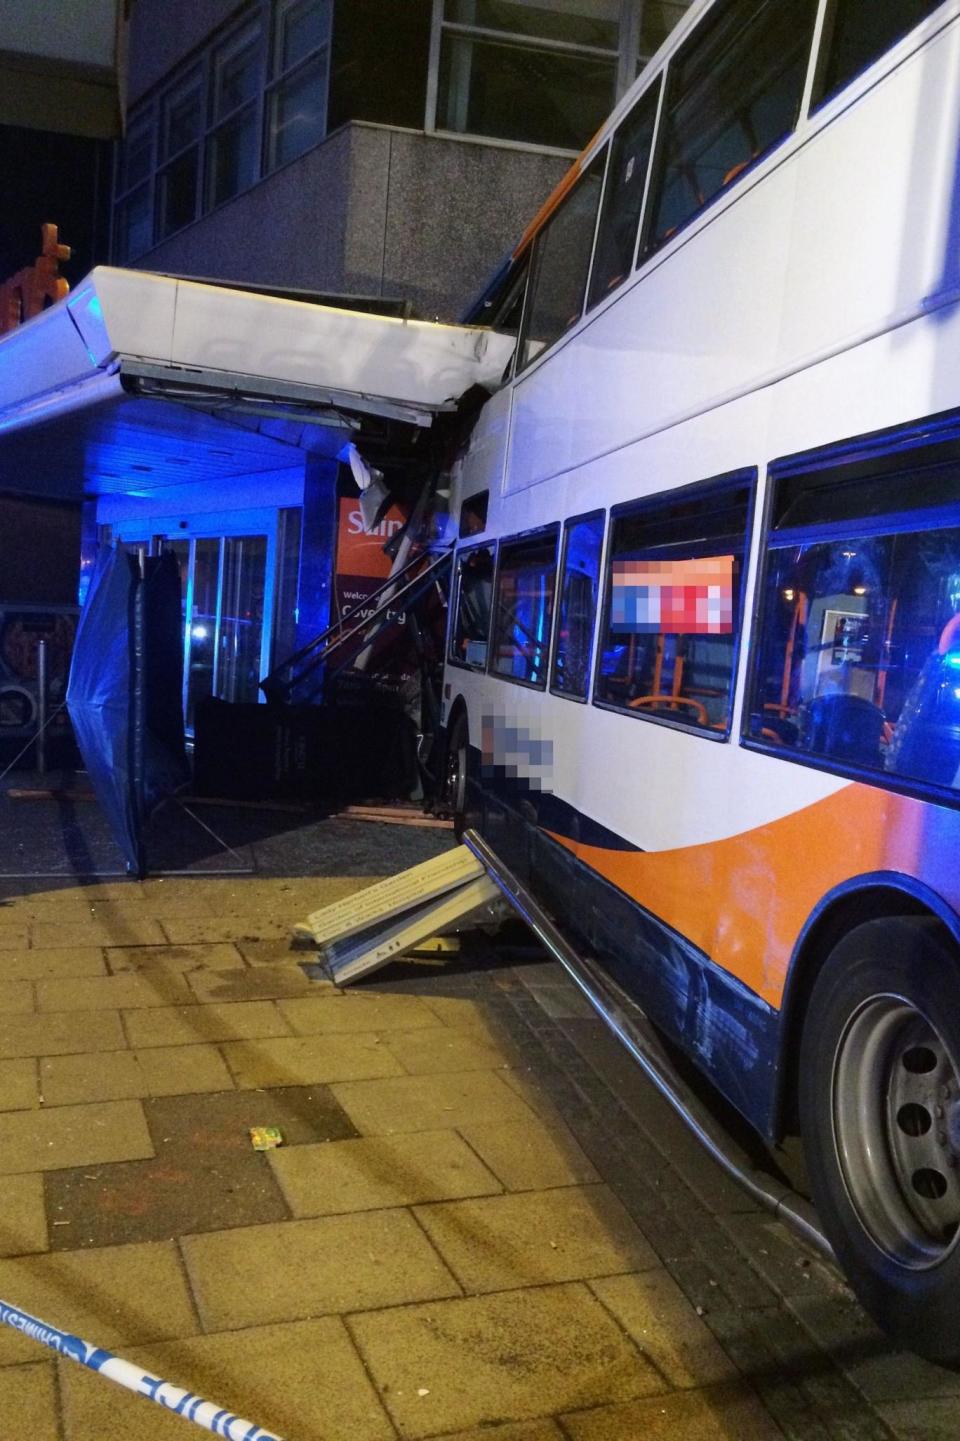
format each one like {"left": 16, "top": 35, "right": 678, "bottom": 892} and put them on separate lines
{"left": 67, "top": 547, "right": 189, "bottom": 876}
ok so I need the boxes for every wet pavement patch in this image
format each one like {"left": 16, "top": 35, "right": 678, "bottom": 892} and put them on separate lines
{"left": 144, "top": 1084, "right": 360, "bottom": 1153}
{"left": 44, "top": 1151, "right": 289, "bottom": 1248}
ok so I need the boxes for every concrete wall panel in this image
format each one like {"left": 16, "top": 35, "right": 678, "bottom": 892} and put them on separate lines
{"left": 135, "top": 123, "right": 568, "bottom": 319}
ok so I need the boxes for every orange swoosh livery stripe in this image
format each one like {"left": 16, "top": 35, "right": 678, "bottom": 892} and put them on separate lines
{"left": 546, "top": 783, "right": 960, "bottom": 1010}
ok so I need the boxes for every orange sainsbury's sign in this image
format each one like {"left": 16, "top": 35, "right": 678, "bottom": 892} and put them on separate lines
{"left": 0, "top": 224, "right": 71, "bottom": 335}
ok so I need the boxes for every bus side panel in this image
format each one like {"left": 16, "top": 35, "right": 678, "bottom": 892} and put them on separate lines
{"left": 503, "top": 13, "right": 959, "bottom": 497}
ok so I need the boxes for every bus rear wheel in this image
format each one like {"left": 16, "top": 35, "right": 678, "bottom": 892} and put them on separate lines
{"left": 799, "top": 917, "right": 960, "bottom": 1363}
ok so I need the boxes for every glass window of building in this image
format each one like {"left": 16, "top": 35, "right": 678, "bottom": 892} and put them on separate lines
{"left": 639, "top": 1, "right": 694, "bottom": 64}
{"left": 207, "top": 22, "right": 263, "bottom": 209}
{"left": 267, "top": 0, "right": 332, "bottom": 171}
{"left": 157, "top": 71, "right": 202, "bottom": 238}
{"left": 434, "top": 0, "right": 622, "bottom": 150}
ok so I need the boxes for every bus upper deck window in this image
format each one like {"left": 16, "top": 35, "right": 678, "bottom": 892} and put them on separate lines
{"left": 587, "top": 79, "right": 660, "bottom": 310}
{"left": 518, "top": 152, "right": 606, "bottom": 372}
{"left": 813, "top": 0, "right": 945, "bottom": 108}
{"left": 643, "top": 0, "right": 819, "bottom": 255}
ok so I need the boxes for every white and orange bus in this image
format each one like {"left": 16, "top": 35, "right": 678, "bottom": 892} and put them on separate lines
{"left": 441, "top": 0, "right": 960, "bottom": 1359}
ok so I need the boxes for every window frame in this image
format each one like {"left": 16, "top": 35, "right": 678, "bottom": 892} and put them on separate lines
{"left": 112, "top": 0, "right": 332, "bottom": 264}
{"left": 549, "top": 507, "right": 607, "bottom": 704}
{"left": 205, "top": 16, "right": 266, "bottom": 213}
{"left": 447, "top": 539, "right": 498, "bottom": 674}
{"left": 592, "top": 469, "right": 757, "bottom": 740}
{"left": 742, "top": 411, "right": 960, "bottom": 810}
{"left": 155, "top": 65, "right": 205, "bottom": 242}
{"left": 265, "top": 0, "right": 332, "bottom": 174}
{"left": 426, "top": 0, "right": 629, "bottom": 149}
{"left": 487, "top": 522, "right": 561, "bottom": 691}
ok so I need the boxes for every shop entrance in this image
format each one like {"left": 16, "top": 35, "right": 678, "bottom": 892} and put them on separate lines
{"left": 111, "top": 512, "right": 276, "bottom": 734}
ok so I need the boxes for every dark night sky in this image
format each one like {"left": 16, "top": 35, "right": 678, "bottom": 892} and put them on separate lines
{"left": 0, "top": 123, "right": 111, "bottom": 286}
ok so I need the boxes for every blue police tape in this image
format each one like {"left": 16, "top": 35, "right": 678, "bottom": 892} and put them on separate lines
{"left": 0, "top": 1298, "right": 284, "bottom": 1440}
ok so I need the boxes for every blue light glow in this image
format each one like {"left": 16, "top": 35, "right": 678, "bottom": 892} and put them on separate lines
{"left": 944, "top": 651, "right": 960, "bottom": 670}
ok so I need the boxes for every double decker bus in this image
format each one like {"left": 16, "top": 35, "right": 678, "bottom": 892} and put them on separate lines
{"left": 441, "top": 0, "right": 960, "bottom": 1361}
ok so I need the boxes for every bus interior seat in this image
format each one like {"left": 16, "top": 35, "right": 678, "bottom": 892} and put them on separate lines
{"left": 799, "top": 692, "right": 886, "bottom": 765}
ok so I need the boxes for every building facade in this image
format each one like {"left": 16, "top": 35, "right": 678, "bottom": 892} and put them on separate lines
{"left": 59, "top": 2, "right": 691, "bottom": 742}
{"left": 115, "top": 0, "right": 691, "bottom": 318}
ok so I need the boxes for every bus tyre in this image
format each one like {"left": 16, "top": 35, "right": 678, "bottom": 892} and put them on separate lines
{"left": 444, "top": 713, "right": 469, "bottom": 840}
{"left": 799, "top": 917, "right": 960, "bottom": 1363}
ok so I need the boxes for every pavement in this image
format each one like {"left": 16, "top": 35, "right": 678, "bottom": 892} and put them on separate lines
{"left": 0, "top": 784, "right": 958, "bottom": 1439}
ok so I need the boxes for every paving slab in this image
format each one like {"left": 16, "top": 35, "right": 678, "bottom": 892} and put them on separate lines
{"left": 382, "top": 1025, "right": 512, "bottom": 1074}
{"left": 331, "top": 1070, "right": 538, "bottom": 1135}
{"left": 0, "top": 925, "right": 31, "bottom": 949}
{"left": 269, "top": 1129, "right": 503, "bottom": 1216}
{"left": 560, "top": 1380, "right": 787, "bottom": 1441}
{"left": 123, "top": 1000, "right": 289, "bottom": 1048}
{"left": 0, "top": 1361, "right": 59, "bottom": 1441}
{"left": 182, "top": 1209, "right": 462, "bottom": 1331}
{"left": 433, "top": 1425, "right": 564, "bottom": 1441}
{"left": 59, "top": 1317, "right": 395, "bottom": 1441}
{"left": 105, "top": 941, "right": 245, "bottom": 974}
{"left": 144, "top": 1085, "right": 358, "bottom": 1152}
{"left": 0, "top": 1172, "right": 47, "bottom": 1256}
{"left": 0, "top": 1056, "right": 38, "bottom": 1110}
{"left": 589, "top": 1270, "right": 738, "bottom": 1388}
{"left": 36, "top": 973, "right": 194, "bottom": 1011}
{"left": 278, "top": 992, "right": 441, "bottom": 1034}
{"left": 879, "top": 1399, "right": 960, "bottom": 1441}
{"left": 160, "top": 916, "right": 294, "bottom": 944}
{"left": 0, "top": 1239, "right": 198, "bottom": 1365}
{"left": 31, "top": 919, "right": 167, "bottom": 948}
{"left": 236, "top": 937, "right": 315, "bottom": 965}
{"left": 41, "top": 1050, "right": 145, "bottom": 1105}
{"left": 185, "top": 965, "right": 314, "bottom": 1002}
{"left": 135, "top": 1044, "right": 236, "bottom": 1096}
{"left": 44, "top": 1152, "right": 288, "bottom": 1248}
{"left": 0, "top": 945, "right": 107, "bottom": 980}
{"left": 0, "top": 1098, "right": 153, "bottom": 1174}
{"left": 417, "top": 995, "right": 497, "bottom": 1031}
{"left": 0, "top": 980, "right": 34, "bottom": 1013}
{"left": 414, "top": 1185, "right": 657, "bottom": 1293}
{"left": 458, "top": 1115, "right": 600, "bottom": 1191}
{"left": 40, "top": 1045, "right": 236, "bottom": 1105}
{"left": 0, "top": 1010, "right": 126, "bottom": 1059}
{"left": 349, "top": 1281, "right": 664, "bottom": 1438}
{"left": 222, "top": 1032, "right": 405, "bottom": 1087}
